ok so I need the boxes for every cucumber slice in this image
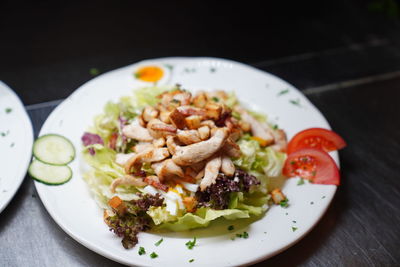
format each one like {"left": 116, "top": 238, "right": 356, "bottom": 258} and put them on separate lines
{"left": 29, "top": 160, "right": 72, "bottom": 185}
{"left": 33, "top": 134, "right": 75, "bottom": 165}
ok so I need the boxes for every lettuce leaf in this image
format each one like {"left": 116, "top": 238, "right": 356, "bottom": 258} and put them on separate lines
{"left": 153, "top": 207, "right": 250, "bottom": 231}
{"left": 147, "top": 191, "right": 268, "bottom": 232}
{"left": 233, "top": 135, "right": 286, "bottom": 178}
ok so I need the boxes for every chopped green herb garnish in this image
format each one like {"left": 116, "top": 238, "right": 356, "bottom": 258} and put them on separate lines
{"left": 236, "top": 231, "right": 249, "bottom": 239}
{"left": 171, "top": 99, "right": 180, "bottom": 104}
{"left": 242, "top": 231, "right": 249, "bottom": 238}
{"left": 292, "top": 220, "right": 297, "bottom": 223}
{"left": 289, "top": 99, "right": 301, "bottom": 106}
{"left": 227, "top": 225, "right": 234, "bottom": 231}
{"left": 290, "top": 161, "right": 295, "bottom": 165}
{"left": 150, "top": 252, "right": 158, "bottom": 259}
{"left": 10, "top": 142, "right": 14, "bottom": 147}
{"left": 277, "top": 89, "right": 289, "bottom": 96}
{"left": 272, "top": 124, "right": 279, "bottom": 130}
{"left": 154, "top": 238, "right": 163, "bottom": 246}
{"left": 310, "top": 201, "right": 314, "bottom": 205}
{"left": 292, "top": 227, "right": 298, "bottom": 232}
{"left": 5, "top": 108, "right": 12, "bottom": 114}
{"left": 89, "top": 68, "right": 100, "bottom": 76}
{"left": 322, "top": 196, "right": 326, "bottom": 199}
{"left": 297, "top": 178, "right": 305, "bottom": 185}
{"left": 164, "top": 64, "right": 174, "bottom": 70}
{"left": 311, "top": 171, "right": 317, "bottom": 177}
{"left": 138, "top": 247, "right": 146, "bottom": 255}
{"left": 279, "top": 199, "right": 289, "bottom": 208}
{"left": 189, "top": 259, "right": 195, "bottom": 263}
{"left": 285, "top": 212, "right": 288, "bottom": 215}
{"left": 185, "top": 237, "right": 197, "bottom": 249}
{"left": 210, "top": 67, "right": 216, "bottom": 73}
{"left": 212, "top": 96, "right": 219, "bottom": 102}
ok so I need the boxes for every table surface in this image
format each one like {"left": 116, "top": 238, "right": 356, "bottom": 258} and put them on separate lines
{"left": 1, "top": 1, "right": 400, "bottom": 266}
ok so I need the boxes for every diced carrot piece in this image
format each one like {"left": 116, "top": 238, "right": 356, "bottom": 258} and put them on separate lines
{"left": 108, "top": 196, "right": 123, "bottom": 209}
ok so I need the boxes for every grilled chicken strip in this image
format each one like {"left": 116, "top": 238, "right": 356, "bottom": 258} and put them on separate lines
{"left": 200, "top": 156, "right": 222, "bottom": 191}
{"left": 115, "top": 153, "right": 135, "bottom": 166}
{"left": 122, "top": 123, "right": 153, "bottom": 142}
{"left": 270, "top": 129, "right": 287, "bottom": 152}
{"left": 151, "top": 159, "right": 184, "bottom": 181}
{"left": 110, "top": 175, "right": 147, "bottom": 193}
{"left": 236, "top": 107, "right": 274, "bottom": 145}
{"left": 124, "top": 147, "right": 169, "bottom": 173}
{"left": 221, "top": 155, "right": 235, "bottom": 176}
{"left": 147, "top": 119, "right": 177, "bottom": 139}
{"left": 134, "top": 142, "right": 153, "bottom": 153}
{"left": 172, "top": 128, "right": 229, "bottom": 166}
{"left": 176, "top": 129, "right": 202, "bottom": 145}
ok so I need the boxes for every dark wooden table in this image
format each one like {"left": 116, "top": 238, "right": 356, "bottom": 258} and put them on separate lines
{"left": 1, "top": 1, "right": 399, "bottom": 266}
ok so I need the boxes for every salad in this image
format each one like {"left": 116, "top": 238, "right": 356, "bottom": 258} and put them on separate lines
{"left": 81, "top": 85, "right": 289, "bottom": 249}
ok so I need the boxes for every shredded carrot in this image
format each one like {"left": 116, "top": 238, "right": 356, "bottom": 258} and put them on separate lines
{"left": 251, "top": 136, "right": 269, "bottom": 147}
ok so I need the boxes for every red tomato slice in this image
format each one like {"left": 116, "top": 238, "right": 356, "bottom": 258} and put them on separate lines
{"left": 283, "top": 148, "right": 340, "bottom": 185}
{"left": 287, "top": 128, "right": 346, "bottom": 154}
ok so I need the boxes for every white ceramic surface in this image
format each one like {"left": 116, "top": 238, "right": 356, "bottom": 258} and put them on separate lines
{"left": 0, "top": 81, "right": 34, "bottom": 213}
{"left": 34, "top": 57, "right": 338, "bottom": 267}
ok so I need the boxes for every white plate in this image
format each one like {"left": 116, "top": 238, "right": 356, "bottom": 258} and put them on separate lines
{"left": 34, "top": 57, "right": 338, "bottom": 267}
{"left": 0, "top": 81, "right": 34, "bottom": 213}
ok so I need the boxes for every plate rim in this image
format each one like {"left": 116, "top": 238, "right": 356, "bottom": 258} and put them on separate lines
{"left": 0, "top": 81, "right": 34, "bottom": 214}
{"left": 34, "top": 57, "right": 337, "bottom": 266}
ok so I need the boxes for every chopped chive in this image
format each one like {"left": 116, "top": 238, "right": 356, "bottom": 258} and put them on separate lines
{"left": 150, "top": 252, "right": 158, "bottom": 259}
{"left": 227, "top": 225, "right": 234, "bottom": 231}
{"left": 310, "top": 201, "right": 314, "bottom": 205}
{"left": 10, "top": 142, "right": 14, "bottom": 147}
{"left": 212, "top": 96, "right": 219, "bottom": 102}
{"left": 138, "top": 247, "right": 146, "bottom": 255}
{"left": 210, "top": 67, "right": 216, "bottom": 73}
{"left": 154, "top": 238, "right": 163, "bottom": 246}
{"left": 297, "top": 178, "right": 305, "bottom": 185}
{"left": 290, "top": 161, "right": 295, "bottom": 165}
{"left": 89, "top": 68, "right": 100, "bottom": 76}
{"left": 235, "top": 231, "right": 249, "bottom": 239}
{"left": 164, "top": 64, "right": 173, "bottom": 70}
{"left": 185, "top": 237, "right": 196, "bottom": 249}
{"left": 272, "top": 124, "right": 279, "bottom": 130}
{"left": 5, "top": 108, "right": 12, "bottom": 113}
{"left": 322, "top": 196, "right": 326, "bottom": 199}
{"left": 292, "top": 227, "right": 298, "bottom": 232}
{"left": 292, "top": 220, "right": 297, "bottom": 223}
{"left": 289, "top": 99, "right": 301, "bottom": 106}
{"left": 189, "top": 259, "right": 195, "bottom": 263}
{"left": 279, "top": 199, "right": 289, "bottom": 208}
{"left": 277, "top": 89, "right": 289, "bottom": 96}
{"left": 242, "top": 231, "right": 249, "bottom": 239}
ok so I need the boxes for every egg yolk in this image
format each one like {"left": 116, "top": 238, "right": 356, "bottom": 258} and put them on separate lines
{"left": 135, "top": 66, "right": 164, "bottom": 82}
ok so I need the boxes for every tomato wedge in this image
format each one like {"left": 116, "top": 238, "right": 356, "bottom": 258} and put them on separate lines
{"left": 283, "top": 148, "right": 340, "bottom": 185}
{"left": 287, "top": 128, "right": 346, "bottom": 154}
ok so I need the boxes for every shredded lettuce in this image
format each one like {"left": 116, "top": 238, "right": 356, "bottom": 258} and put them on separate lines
{"left": 233, "top": 134, "right": 286, "bottom": 178}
